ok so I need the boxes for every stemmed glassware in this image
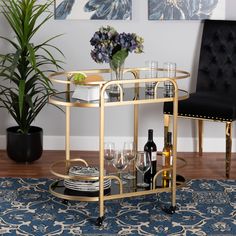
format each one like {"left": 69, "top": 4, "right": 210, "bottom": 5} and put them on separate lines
{"left": 123, "top": 141, "right": 136, "bottom": 180}
{"left": 112, "top": 150, "right": 128, "bottom": 185}
{"left": 104, "top": 142, "right": 115, "bottom": 174}
{"left": 135, "top": 151, "right": 151, "bottom": 188}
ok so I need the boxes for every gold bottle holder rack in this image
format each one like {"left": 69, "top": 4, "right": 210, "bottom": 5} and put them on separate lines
{"left": 48, "top": 67, "right": 190, "bottom": 224}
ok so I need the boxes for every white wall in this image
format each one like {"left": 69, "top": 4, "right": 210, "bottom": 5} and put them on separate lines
{"left": 0, "top": 0, "right": 236, "bottom": 151}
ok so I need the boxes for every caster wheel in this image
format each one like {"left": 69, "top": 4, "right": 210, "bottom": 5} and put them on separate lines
{"left": 162, "top": 205, "right": 176, "bottom": 214}
{"left": 96, "top": 216, "right": 105, "bottom": 226}
{"left": 62, "top": 199, "right": 68, "bottom": 205}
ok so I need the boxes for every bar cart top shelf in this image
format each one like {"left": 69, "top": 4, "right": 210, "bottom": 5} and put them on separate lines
{"left": 49, "top": 67, "right": 190, "bottom": 108}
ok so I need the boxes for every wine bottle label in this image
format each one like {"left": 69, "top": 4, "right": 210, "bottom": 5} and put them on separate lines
{"left": 162, "top": 152, "right": 173, "bottom": 166}
{"left": 151, "top": 152, "right": 156, "bottom": 161}
{"left": 162, "top": 153, "right": 167, "bottom": 166}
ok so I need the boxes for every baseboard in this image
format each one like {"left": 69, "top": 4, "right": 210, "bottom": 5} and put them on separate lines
{"left": 1, "top": 135, "right": 235, "bottom": 152}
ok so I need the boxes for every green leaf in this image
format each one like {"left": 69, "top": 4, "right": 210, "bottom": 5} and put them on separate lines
{"left": 27, "top": 43, "right": 36, "bottom": 68}
{"left": 110, "top": 49, "right": 128, "bottom": 70}
{"left": 18, "top": 80, "right": 25, "bottom": 119}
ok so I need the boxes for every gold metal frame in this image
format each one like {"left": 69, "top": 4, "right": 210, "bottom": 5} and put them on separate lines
{"left": 226, "top": 122, "right": 232, "bottom": 178}
{"left": 48, "top": 68, "right": 190, "bottom": 219}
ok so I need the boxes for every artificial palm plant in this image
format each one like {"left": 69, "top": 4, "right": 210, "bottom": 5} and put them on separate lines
{"left": 0, "top": 0, "right": 63, "bottom": 134}
{"left": 0, "top": 0, "right": 63, "bottom": 161}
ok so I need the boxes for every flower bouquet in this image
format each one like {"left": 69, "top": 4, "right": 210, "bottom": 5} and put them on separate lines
{"left": 90, "top": 26, "right": 144, "bottom": 94}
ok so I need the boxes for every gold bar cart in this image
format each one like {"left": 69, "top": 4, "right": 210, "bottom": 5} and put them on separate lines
{"left": 48, "top": 68, "right": 190, "bottom": 226}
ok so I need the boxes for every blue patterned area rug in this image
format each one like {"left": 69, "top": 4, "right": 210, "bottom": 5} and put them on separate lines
{"left": 0, "top": 178, "right": 236, "bottom": 235}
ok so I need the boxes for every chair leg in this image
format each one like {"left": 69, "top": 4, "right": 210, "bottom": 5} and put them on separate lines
{"left": 226, "top": 122, "right": 232, "bottom": 179}
{"left": 198, "top": 120, "right": 203, "bottom": 156}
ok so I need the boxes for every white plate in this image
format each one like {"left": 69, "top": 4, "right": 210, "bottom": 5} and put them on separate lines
{"left": 68, "top": 166, "right": 106, "bottom": 177}
{"left": 64, "top": 166, "right": 111, "bottom": 192}
{"left": 64, "top": 180, "right": 111, "bottom": 188}
{"left": 64, "top": 179, "right": 110, "bottom": 187}
{"left": 64, "top": 181, "right": 111, "bottom": 192}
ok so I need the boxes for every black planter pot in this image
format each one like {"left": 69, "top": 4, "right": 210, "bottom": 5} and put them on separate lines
{"left": 7, "top": 126, "right": 43, "bottom": 163}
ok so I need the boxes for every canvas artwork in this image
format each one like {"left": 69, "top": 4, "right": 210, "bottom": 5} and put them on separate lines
{"left": 148, "top": 0, "right": 225, "bottom": 20}
{"left": 54, "top": 0, "right": 132, "bottom": 20}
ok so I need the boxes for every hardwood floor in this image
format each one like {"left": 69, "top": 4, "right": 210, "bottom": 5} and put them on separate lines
{"left": 0, "top": 150, "right": 235, "bottom": 180}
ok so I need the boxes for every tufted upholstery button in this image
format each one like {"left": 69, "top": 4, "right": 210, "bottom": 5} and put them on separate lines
{"left": 232, "top": 69, "right": 236, "bottom": 77}
{"left": 213, "top": 31, "right": 220, "bottom": 41}
{"left": 219, "top": 44, "right": 226, "bottom": 53}
{"left": 227, "top": 32, "right": 235, "bottom": 42}
{"left": 226, "top": 57, "right": 232, "bottom": 64}
{"left": 209, "top": 78, "right": 215, "bottom": 88}
{"left": 204, "top": 44, "right": 212, "bottom": 52}
{"left": 217, "top": 69, "right": 223, "bottom": 77}
{"left": 224, "top": 81, "right": 230, "bottom": 89}
{"left": 211, "top": 56, "right": 217, "bottom": 64}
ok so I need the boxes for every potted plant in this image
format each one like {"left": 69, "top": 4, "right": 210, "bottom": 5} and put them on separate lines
{"left": 0, "top": 0, "right": 63, "bottom": 162}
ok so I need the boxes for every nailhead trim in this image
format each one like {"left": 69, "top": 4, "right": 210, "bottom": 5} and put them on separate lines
{"left": 164, "top": 111, "right": 233, "bottom": 122}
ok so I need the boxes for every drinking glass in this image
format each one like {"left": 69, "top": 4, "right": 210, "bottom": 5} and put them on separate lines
{"left": 123, "top": 141, "right": 136, "bottom": 180}
{"left": 104, "top": 142, "right": 115, "bottom": 174}
{"left": 135, "top": 151, "right": 151, "bottom": 188}
{"left": 145, "top": 60, "right": 158, "bottom": 95}
{"left": 112, "top": 150, "right": 129, "bottom": 185}
{"left": 163, "top": 62, "right": 176, "bottom": 97}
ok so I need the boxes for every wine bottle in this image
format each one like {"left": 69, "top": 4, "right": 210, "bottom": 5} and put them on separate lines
{"left": 162, "top": 132, "right": 173, "bottom": 187}
{"left": 144, "top": 129, "right": 157, "bottom": 189}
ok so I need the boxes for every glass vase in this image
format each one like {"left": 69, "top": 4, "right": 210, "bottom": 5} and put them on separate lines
{"left": 109, "top": 60, "right": 125, "bottom": 96}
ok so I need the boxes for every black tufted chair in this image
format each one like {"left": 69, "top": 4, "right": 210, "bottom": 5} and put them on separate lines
{"left": 164, "top": 20, "right": 236, "bottom": 178}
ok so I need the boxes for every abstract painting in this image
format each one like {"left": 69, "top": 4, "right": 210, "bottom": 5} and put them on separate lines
{"left": 148, "top": 0, "right": 225, "bottom": 20}
{"left": 54, "top": 0, "right": 132, "bottom": 20}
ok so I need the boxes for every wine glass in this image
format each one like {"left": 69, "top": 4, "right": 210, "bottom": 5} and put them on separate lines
{"left": 112, "top": 150, "right": 128, "bottom": 185}
{"left": 104, "top": 142, "right": 115, "bottom": 174}
{"left": 135, "top": 151, "right": 151, "bottom": 188}
{"left": 123, "top": 141, "right": 136, "bottom": 180}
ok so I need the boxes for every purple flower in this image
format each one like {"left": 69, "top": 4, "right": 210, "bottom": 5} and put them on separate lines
{"left": 90, "top": 26, "right": 144, "bottom": 64}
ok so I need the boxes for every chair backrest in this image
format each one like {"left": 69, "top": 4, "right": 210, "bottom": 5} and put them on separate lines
{"left": 196, "top": 20, "right": 236, "bottom": 96}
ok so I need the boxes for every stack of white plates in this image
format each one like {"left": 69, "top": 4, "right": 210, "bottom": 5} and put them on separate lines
{"left": 64, "top": 166, "right": 111, "bottom": 192}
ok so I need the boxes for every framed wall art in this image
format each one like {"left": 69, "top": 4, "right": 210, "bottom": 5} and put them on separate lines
{"left": 148, "top": 0, "right": 225, "bottom": 20}
{"left": 54, "top": 0, "right": 132, "bottom": 20}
